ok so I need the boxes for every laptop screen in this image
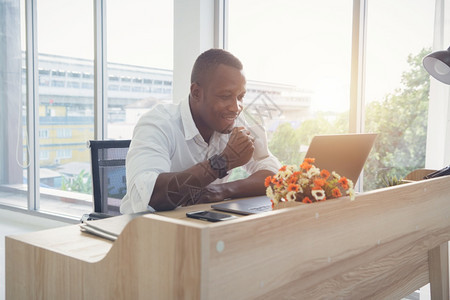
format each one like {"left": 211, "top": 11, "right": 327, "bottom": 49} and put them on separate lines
{"left": 304, "top": 133, "right": 377, "bottom": 184}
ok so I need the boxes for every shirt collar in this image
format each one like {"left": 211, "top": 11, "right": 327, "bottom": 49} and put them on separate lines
{"left": 181, "top": 96, "right": 201, "bottom": 141}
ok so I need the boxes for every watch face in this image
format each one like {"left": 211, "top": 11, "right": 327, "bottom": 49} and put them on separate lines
{"left": 210, "top": 154, "right": 227, "bottom": 170}
{"left": 209, "top": 154, "right": 228, "bottom": 179}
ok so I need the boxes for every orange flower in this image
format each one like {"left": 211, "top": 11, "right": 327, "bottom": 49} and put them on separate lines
{"left": 302, "top": 197, "right": 312, "bottom": 203}
{"left": 313, "top": 178, "right": 326, "bottom": 187}
{"left": 292, "top": 171, "right": 301, "bottom": 177}
{"left": 304, "top": 157, "right": 315, "bottom": 164}
{"left": 287, "top": 176, "right": 298, "bottom": 185}
{"left": 265, "top": 159, "right": 355, "bottom": 205}
{"left": 320, "top": 169, "right": 330, "bottom": 179}
{"left": 332, "top": 187, "right": 342, "bottom": 198}
{"left": 274, "top": 178, "right": 284, "bottom": 188}
{"left": 287, "top": 184, "right": 299, "bottom": 192}
{"left": 300, "top": 162, "right": 312, "bottom": 171}
{"left": 338, "top": 177, "right": 349, "bottom": 189}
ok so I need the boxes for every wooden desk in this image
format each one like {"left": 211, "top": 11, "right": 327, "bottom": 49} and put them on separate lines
{"left": 6, "top": 173, "right": 450, "bottom": 299}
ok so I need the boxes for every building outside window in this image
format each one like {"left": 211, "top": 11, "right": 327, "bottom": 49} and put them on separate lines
{"left": 0, "top": 0, "right": 447, "bottom": 222}
{"left": 227, "top": 0, "right": 435, "bottom": 190}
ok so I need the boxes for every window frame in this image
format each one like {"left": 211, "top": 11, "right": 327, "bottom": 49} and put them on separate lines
{"left": 2, "top": 0, "right": 445, "bottom": 221}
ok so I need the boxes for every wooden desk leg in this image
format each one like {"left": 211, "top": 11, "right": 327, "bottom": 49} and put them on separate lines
{"left": 429, "top": 242, "right": 449, "bottom": 300}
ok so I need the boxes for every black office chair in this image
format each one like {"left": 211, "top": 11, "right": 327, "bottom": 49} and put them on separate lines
{"left": 85, "top": 139, "right": 131, "bottom": 220}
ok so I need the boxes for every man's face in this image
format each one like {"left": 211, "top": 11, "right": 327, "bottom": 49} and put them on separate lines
{"left": 192, "top": 64, "right": 246, "bottom": 139}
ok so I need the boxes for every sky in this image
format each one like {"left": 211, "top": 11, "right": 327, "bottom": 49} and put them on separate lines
{"left": 25, "top": 0, "right": 437, "bottom": 112}
{"left": 228, "top": 0, "right": 435, "bottom": 111}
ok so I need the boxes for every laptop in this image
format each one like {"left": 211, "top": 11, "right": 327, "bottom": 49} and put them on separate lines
{"left": 304, "top": 133, "right": 377, "bottom": 184}
{"left": 212, "top": 133, "right": 377, "bottom": 215}
{"left": 211, "top": 195, "right": 272, "bottom": 215}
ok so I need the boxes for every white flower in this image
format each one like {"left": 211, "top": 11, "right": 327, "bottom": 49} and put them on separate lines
{"left": 348, "top": 179, "right": 354, "bottom": 189}
{"left": 347, "top": 188, "right": 355, "bottom": 201}
{"left": 312, "top": 189, "right": 326, "bottom": 201}
{"left": 266, "top": 186, "right": 274, "bottom": 199}
{"left": 299, "top": 178, "right": 309, "bottom": 186}
{"left": 307, "top": 166, "right": 320, "bottom": 178}
{"left": 286, "top": 191, "right": 297, "bottom": 202}
{"left": 332, "top": 171, "right": 340, "bottom": 180}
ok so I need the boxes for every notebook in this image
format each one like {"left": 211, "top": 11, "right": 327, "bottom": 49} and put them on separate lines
{"left": 212, "top": 133, "right": 377, "bottom": 215}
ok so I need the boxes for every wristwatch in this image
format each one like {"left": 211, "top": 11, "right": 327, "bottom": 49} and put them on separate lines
{"left": 208, "top": 154, "right": 228, "bottom": 179}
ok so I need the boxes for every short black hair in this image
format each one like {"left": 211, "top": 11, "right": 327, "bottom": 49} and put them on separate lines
{"left": 190, "top": 48, "right": 243, "bottom": 84}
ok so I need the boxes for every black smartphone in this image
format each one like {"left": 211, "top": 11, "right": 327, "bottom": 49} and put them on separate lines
{"left": 186, "top": 210, "right": 236, "bottom": 222}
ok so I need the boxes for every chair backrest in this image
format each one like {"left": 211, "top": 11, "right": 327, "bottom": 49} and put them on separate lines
{"left": 88, "top": 140, "right": 131, "bottom": 216}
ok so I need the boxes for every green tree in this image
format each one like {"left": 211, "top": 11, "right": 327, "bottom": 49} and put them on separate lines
{"left": 268, "top": 113, "right": 347, "bottom": 166}
{"left": 364, "top": 48, "right": 430, "bottom": 190}
{"left": 268, "top": 122, "right": 303, "bottom": 165}
{"left": 61, "top": 170, "right": 93, "bottom": 194}
{"left": 268, "top": 48, "right": 429, "bottom": 191}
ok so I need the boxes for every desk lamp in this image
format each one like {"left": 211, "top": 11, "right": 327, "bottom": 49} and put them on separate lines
{"left": 423, "top": 46, "right": 450, "bottom": 85}
{"left": 422, "top": 46, "right": 450, "bottom": 179}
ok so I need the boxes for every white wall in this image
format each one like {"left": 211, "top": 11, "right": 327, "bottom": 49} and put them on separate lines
{"left": 173, "top": 0, "right": 216, "bottom": 103}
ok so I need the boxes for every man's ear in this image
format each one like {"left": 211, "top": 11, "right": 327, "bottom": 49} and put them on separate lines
{"left": 190, "top": 82, "right": 202, "bottom": 101}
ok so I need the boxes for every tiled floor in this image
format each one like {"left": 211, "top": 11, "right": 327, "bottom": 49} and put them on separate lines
{"left": 0, "top": 208, "right": 431, "bottom": 300}
{"left": 0, "top": 209, "right": 69, "bottom": 300}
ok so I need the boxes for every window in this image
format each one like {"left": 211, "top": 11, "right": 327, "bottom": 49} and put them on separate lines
{"left": 363, "top": 0, "right": 434, "bottom": 190}
{"left": 56, "top": 128, "right": 72, "bottom": 138}
{"left": 51, "top": 70, "right": 66, "bottom": 77}
{"left": 0, "top": 0, "right": 447, "bottom": 226}
{"left": 106, "top": 0, "right": 173, "bottom": 138}
{"left": 0, "top": 0, "right": 28, "bottom": 208}
{"left": 36, "top": 0, "right": 94, "bottom": 215}
{"left": 227, "top": 0, "right": 352, "bottom": 171}
{"left": 39, "top": 129, "right": 49, "bottom": 139}
{"left": 56, "top": 149, "right": 72, "bottom": 159}
{"left": 82, "top": 73, "right": 93, "bottom": 79}
{"left": 67, "top": 81, "right": 80, "bottom": 88}
{"left": 39, "top": 69, "right": 50, "bottom": 75}
{"left": 68, "top": 72, "right": 81, "bottom": 78}
{"left": 81, "top": 82, "right": 93, "bottom": 89}
{"left": 40, "top": 150, "right": 50, "bottom": 160}
{"left": 51, "top": 80, "right": 65, "bottom": 87}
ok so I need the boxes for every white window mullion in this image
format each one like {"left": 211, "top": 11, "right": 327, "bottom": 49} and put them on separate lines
{"left": 94, "top": 0, "right": 107, "bottom": 140}
{"left": 26, "top": 0, "right": 39, "bottom": 210}
{"left": 349, "top": 0, "right": 367, "bottom": 134}
{"left": 214, "top": 0, "right": 226, "bottom": 49}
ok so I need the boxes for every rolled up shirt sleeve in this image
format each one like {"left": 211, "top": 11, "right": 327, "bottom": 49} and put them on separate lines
{"left": 120, "top": 116, "right": 173, "bottom": 214}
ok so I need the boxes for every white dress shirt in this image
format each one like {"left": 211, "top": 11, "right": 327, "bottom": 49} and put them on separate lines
{"left": 120, "top": 97, "right": 281, "bottom": 214}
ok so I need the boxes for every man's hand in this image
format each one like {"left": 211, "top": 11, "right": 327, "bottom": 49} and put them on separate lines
{"left": 192, "top": 184, "right": 228, "bottom": 204}
{"left": 222, "top": 126, "right": 255, "bottom": 170}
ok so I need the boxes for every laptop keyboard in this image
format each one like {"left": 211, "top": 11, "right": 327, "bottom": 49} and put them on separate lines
{"left": 248, "top": 205, "right": 271, "bottom": 212}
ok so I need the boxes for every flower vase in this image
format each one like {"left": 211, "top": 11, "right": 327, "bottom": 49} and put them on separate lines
{"left": 273, "top": 201, "right": 303, "bottom": 210}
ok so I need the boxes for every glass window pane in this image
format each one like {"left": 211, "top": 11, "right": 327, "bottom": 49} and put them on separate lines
{"left": 227, "top": 0, "right": 353, "bottom": 169}
{"left": 363, "top": 0, "right": 434, "bottom": 190}
{"left": 106, "top": 0, "right": 173, "bottom": 140}
{"left": 0, "top": 0, "right": 28, "bottom": 208}
{"left": 37, "top": 0, "right": 94, "bottom": 217}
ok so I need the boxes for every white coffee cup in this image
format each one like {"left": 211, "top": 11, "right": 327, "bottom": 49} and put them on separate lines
{"left": 248, "top": 124, "right": 269, "bottom": 160}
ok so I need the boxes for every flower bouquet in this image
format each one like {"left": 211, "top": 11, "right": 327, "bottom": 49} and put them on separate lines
{"left": 265, "top": 158, "right": 355, "bottom": 208}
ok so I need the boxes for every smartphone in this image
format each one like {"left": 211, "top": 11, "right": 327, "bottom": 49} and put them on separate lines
{"left": 186, "top": 210, "right": 236, "bottom": 222}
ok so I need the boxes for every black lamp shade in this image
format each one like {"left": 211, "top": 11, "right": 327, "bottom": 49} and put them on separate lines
{"left": 423, "top": 46, "right": 450, "bottom": 85}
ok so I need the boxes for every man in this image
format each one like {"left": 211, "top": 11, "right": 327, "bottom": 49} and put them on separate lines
{"left": 120, "top": 49, "right": 280, "bottom": 213}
